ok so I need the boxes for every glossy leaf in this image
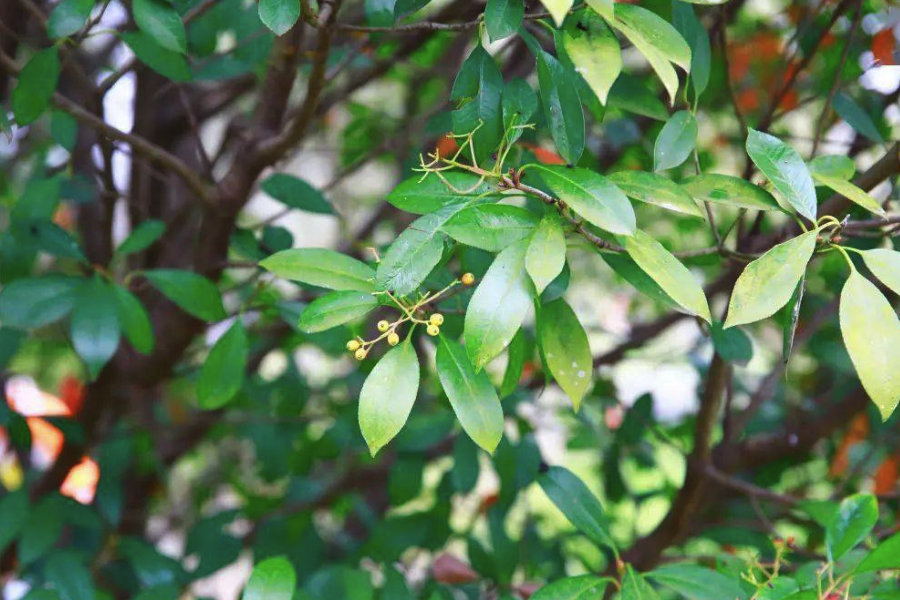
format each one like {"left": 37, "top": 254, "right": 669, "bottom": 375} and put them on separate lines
{"left": 531, "top": 575, "right": 610, "bottom": 600}
{"left": 118, "top": 220, "right": 166, "bottom": 256}
{"left": 298, "top": 291, "right": 377, "bottom": 333}
{"left": 780, "top": 275, "right": 805, "bottom": 364}
{"left": 826, "top": 493, "right": 878, "bottom": 561}
{"left": 112, "top": 286, "right": 154, "bottom": 355}
{"left": 0, "top": 276, "right": 80, "bottom": 329}
{"left": 724, "top": 230, "right": 817, "bottom": 328}
{"left": 261, "top": 248, "right": 375, "bottom": 292}
{"left": 536, "top": 49, "right": 585, "bottom": 165}
{"left": 464, "top": 240, "right": 534, "bottom": 370}
{"left": 647, "top": 564, "right": 744, "bottom": 600}
{"left": 585, "top": 0, "right": 613, "bottom": 19}
{"left": 358, "top": 341, "right": 420, "bottom": 456}
{"left": 601, "top": 253, "right": 679, "bottom": 311}
{"left": 856, "top": 531, "right": 900, "bottom": 572}
{"left": 608, "top": 170, "right": 703, "bottom": 218}
{"left": 534, "top": 165, "right": 635, "bottom": 235}
{"left": 442, "top": 204, "right": 538, "bottom": 251}
{"left": 143, "top": 269, "right": 226, "bottom": 321}
{"left": 485, "top": 0, "right": 524, "bottom": 42}
{"left": 502, "top": 78, "right": 538, "bottom": 145}
{"left": 672, "top": 2, "right": 710, "bottom": 100}
{"left": 623, "top": 230, "right": 711, "bottom": 322}
{"left": 840, "top": 271, "right": 900, "bottom": 421}
{"left": 607, "top": 74, "right": 668, "bottom": 121}
{"left": 47, "top": 0, "right": 94, "bottom": 38}
{"left": 12, "top": 48, "right": 60, "bottom": 126}
{"left": 386, "top": 172, "right": 497, "bottom": 215}
{"left": 654, "top": 111, "right": 697, "bottom": 172}
{"left": 811, "top": 172, "right": 885, "bottom": 217}
{"left": 561, "top": 10, "right": 621, "bottom": 105}
{"left": 538, "top": 299, "right": 592, "bottom": 410}
{"left": 809, "top": 155, "right": 855, "bottom": 180}
{"left": 539, "top": 0, "right": 574, "bottom": 26}
{"left": 538, "top": 465, "right": 616, "bottom": 550}
{"left": 242, "top": 557, "right": 296, "bottom": 600}
{"left": 261, "top": 174, "right": 334, "bottom": 215}
{"left": 258, "top": 0, "right": 300, "bottom": 36}
{"left": 133, "top": 0, "right": 187, "bottom": 54}
{"left": 121, "top": 32, "right": 191, "bottom": 81}
{"left": 620, "top": 566, "right": 660, "bottom": 600}
{"left": 746, "top": 128, "right": 817, "bottom": 221}
{"left": 681, "top": 173, "right": 781, "bottom": 211}
{"left": 861, "top": 249, "right": 900, "bottom": 297}
{"left": 451, "top": 46, "right": 504, "bottom": 165}
{"left": 526, "top": 213, "right": 567, "bottom": 294}
{"left": 71, "top": 278, "right": 121, "bottom": 379}
{"left": 833, "top": 93, "right": 883, "bottom": 143}
{"left": 198, "top": 320, "right": 247, "bottom": 409}
{"left": 436, "top": 336, "right": 504, "bottom": 453}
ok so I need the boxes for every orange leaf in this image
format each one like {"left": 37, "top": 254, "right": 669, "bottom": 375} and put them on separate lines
{"left": 873, "top": 28, "right": 896, "bottom": 66}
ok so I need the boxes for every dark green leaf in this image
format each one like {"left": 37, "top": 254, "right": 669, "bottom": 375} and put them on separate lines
{"left": 607, "top": 74, "right": 668, "bottom": 121}
{"left": 536, "top": 49, "right": 585, "bottom": 165}
{"left": 647, "top": 564, "right": 744, "bottom": 600}
{"left": 133, "top": 0, "right": 187, "bottom": 54}
{"left": 118, "top": 220, "right": 166, "bottom": 256}
{"left": 121, "top": 31, "right": 191, "bottom": 81}
{"left": 538, "top": 465, "right": 616, "bottom": 551}
{"left": 198, "top": 320, "right": 247, "bottom": 409}
{"left": 47, "top": 0, "right": 95, "bottom": 38}
{"left": 365, "top": 0, "right": 396, "bottom": 27}
{"left": 51, "top": 110, "right": 78, "bottom": 151}
{"left": 259, "top": 0, "right": 301, "bottom": 35}
{"left": 502, "top": 78, "right": 538, "bottom": 145}
{"left": 70, "top": 278, "right": 121, "bottom": 379}
{"left": 143, "top": 269, "right": 226, "bottom": 321}
{"left": 45, "top": 552, "right": 94, "bottom": 600}
{"left": 500, "top": 329, "right": 527, "bottom": 398}
{"left": 112, "top": 285, "right": 154, "bottom": 354}
{"left": 538, "top": 299, "right": 592, "bottom": 410}
{"left": 0, "top": 275, "right": 80, "bottom": 329}
{"left": 485, "top": 0, "right": 524, "bottom": 42}
{"left": 833, "top": 93, "right": 883, "bottom": 143}
{"left": 672, "top": 2, "right": 710, "bottom": 100}
{"left": 261, "top": 173, "right": 334, "bottom": 215}
{"left": 711, "top": 321, "right": 752, "bottom": 365}
{"left": 620, "top": 565, "right": 660, "bottom": 600}
{"left": 451, "top": 46, "right": 504, "bottom": 165}
{"left": 298, "top": 291, "right": 377, "bottom": 333}
{"left": 532, "top": 575, "right": 611, "bottom": 600}
{"left": 12, "top": 48, "right": 60, "bottom": 126}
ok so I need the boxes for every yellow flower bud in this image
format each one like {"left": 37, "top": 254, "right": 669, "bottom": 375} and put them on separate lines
{"left": 461, "top": 272, "right": 475, "bottom": 286}
{"left": 388, "top": 332, "right": 400, "bottom": 346}
{"left": 429, "top": 313, "right": 444, "bottom": 326}
{"left": 427, "top": 324, "right": 440, "bottom": 337}
{"left": 346, "top": 339, "right": 361, "bottom": 352}
{"left": 354, "top": 348, "right": 368, "bottom": 360}
{"left": 377, "top": 320, "right": 390, "bottom": 332}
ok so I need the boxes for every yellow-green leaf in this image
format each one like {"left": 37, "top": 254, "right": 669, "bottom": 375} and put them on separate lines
{"left": 812, "top": 172, "right": 885, "bottom": 217}
{"left": 538, "top": 299, "right": 592, "bottom": 410}
{"left": 561, "top": 10, "right": 621, "bottom": 105}
{"left": 358, "top": 341, "right": 420, "bottom": 455}
{"left": 539, "top": 0, "right": 574, "bottom": 26}
{"left": 861, "top": 249, "right": 900, "bottom": 297}
{"left": 526, "top": 213, "right": 567, "bottom": 294}
{"left": 533, "top": 165, "right": 636, "bottom": 236}
{"left": 608, "top": 170, "right": 703, "bottom": 218}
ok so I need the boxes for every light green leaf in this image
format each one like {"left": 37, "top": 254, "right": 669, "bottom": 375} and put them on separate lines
{"left": 197, "top": 320, "right": 247, "bottom": 409}
{"left": 861, "top": 249, "right": 900, "bottom": 297}
{"left": 856, "top": 531, "right": 900, "bottom": 573}
{"left": 648, "top": 565, "right": 744, "bottom": 600}
{"left": 442, "top": 204, "right": 538, "bottom": 251}
{"left": 538, "top": 299, "right": 592, "bottom": 410}
{"left": 621, "top": 565, "right": 660, "bottom": 600}
{"left": 531, "top": 575, "right": 611, "bottom": 600}
{"left": 746, "top": 128, "right": 817, "bottom": 221}
{"left": 585, "top": 0, "right": 613, "bottom": 19}
{"left": 71, "top": 278, "right": 121, "bottom": 379}
{"left": 112, "top": 285, "right": 154, "bottom": 354}
{"left": 117, "top": 220, "right": 166, "bottom": 256}
{"left": 359, "top": 341, "right": 420, "bottom": 456}
{"left": 601, "top": 253, "right": 679, "bottom": 311}
{"left": 298, "top": 291, "right": 377, "bottom": 333}
{"left": 133, "top": 0, "right": 187, "bottom": 54}
{"left": 121, "top": 31, "right": 191, "bottom": 81}
{"left": 261, "top": 248, "right": 375, "bottom": 292}
{"left": 681, "top": 173, "right": 781, "bottom": 211}
{"left": 465, "top": 240, "right": 535, "bottom": 370}
{"left": 536, "top": 49, "right": 585, "bottom": 165}
{"left": 608, "top": 170, "right": 703, "bottom": 218}
{"left": 386, "top": 172, "right": 498, "bottom": 215}
{"left": 561, "top": 10, "right": 621, "bottom": 105}
{"left": 485, "top": 0, "right": 524, "bottom": 42}
{"left": 826, "top": 493, "right": 878, "bottom": 561}
{"left": 261, "top": 174, "right": 334, "bottom": 215}
{"left": 451, "top": 46, "right": 504, "bottom": 165}
{"left": 654, "top": 111, "right": 697, "bottom": 172}
{"left": 258, "top": 0, "right": 300, "bottom": 36}
{"left": 242, "top": 557, "right": 296, "bottom": 600}
{"left": 0, "top": 275, "right": 80, "bottom": 329}
{"left": 47, "top": 0, "right": 95, "bottom": 38}
{"left": 533, "top": 165, "right": 635, "bottom": 235}
{"left": 840, "top": 271, "right": 900, "bottom": 421}
{"left": 12, "top": 48, "right": 60, "bottom": 126}
{"left": 809, "top": 155, "right": 855, "bottom": 180}
{"left": 724, "top": 230, "right": 817, "bottom": 328}
{"left": 538, "top": 465, "right": 616, "bottom": 551}
{"left": 812, "top": 172, "right": 885, "bottom": 217}
{"left": 623, "top": 230, "right": 710, "bottom": 322}
{"left": 143, "top": 269, "right": 226, "bottom": 321}
{"left": 436, "top": 336, "right": 504, "bottom": 453}
{"left": 833, "top": 93, "right": 883, "bottom": 143}
{"left": 539, "top": 0, "right": 574, "bottom": 26}
{"left": 526, "top": 213, "right": 567, "bottom": 294}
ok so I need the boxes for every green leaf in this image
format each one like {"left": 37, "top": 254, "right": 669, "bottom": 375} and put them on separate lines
{"left": 376, "top": 204, "right": 462, "bottom": 295}
{"left": 533, "top": 165, "right": 635, "bottom": 235}
{"left": 387, "top": 172, "right": 498, "bottom": 215}
{"left": 672, "top": 2, "right": 711, "bottom": 100}
{"left": 143, "top": 269, "right": 226, "bottom": 321}
{"left": 536, "top": 49, "right": 585, "bottom": 165}
{"left": 19, "top": 498, "right": 63, "bottom": 565}
{"left": 780, "top": 275, "right": 805, "bottom": 364}
{"left": 242, "top": 556, "right": 296, "bottom": 600}
{"left": 436, "top": 336, "right": 504, "bottom": 453}
{"left": 71, "top": 278, "right": 121, "bottom": 379}
{"left": 711, "top": 321, "right": 752, "bottom": 365}
{"left": 607, "top": 74, "right": 668, "bottom": 121}
{"left": 47, "top": 0, "right": 95, "bottom": 38}
{"left": 365, "top": 0, "right": 396, "bottom": 26}
{"left": 724, "top": 230, "right": 817, "bottom": 328}
{"left": 654, "top": 111, "right": 697, "bottom": 172}
{"left": 621, "top": 565, "right": 660, "bottom": 600}
{"left": 132, "top": 0, "right": 187, "bottom": 54}
{"left": 12, "top": 48, "right": 60, "bottom": 126}
{"left": 585, "top": 0, "right": 613, "bottom": 19}
{"left": 538, "top": 299, "right": 592, "bottom": 410}
{"left": 809, "top": 155, "right": 855, "bottom": 180}
{"left": 451, "top": 46, "right": 504, "bottom": 165}
{"left": 298, "top": 291, "right": 377, "bottom": 333}
{"left": 359, "top": 341, "right": 420, "bottom": 456}
{"left": 51, "top": 110, "right": 78, "bottom": 151}
{"left": 0, "top": 275, "right": 80, "bottom": 329}
{"left": 623, "top": 230, "right": 710, "bottom": 322}
{"left": 25, "top": 220, "right": 88, "bottom": 263}
{"left": 259, "top": 0, "right": 300, "bottom": 35}
{"left": 485, "top": 0, "right": 524, "bottom": 42}
{"left": 121, "top": 31, "right": 191, "bottom": 81}
{"left": 117, "top": 220, "right": 166, "bottom": 256}
{"left": 531, "top": 575, "right": 611, "bottom": 600}
{"left": 465, "top": 240, "right": 535, "bottom": 370}
{"left": 608, "top": 170, "right": 703, "bottom": 218}
{"left": 840, "top": 271, "right": 900, "bottom": 421}
{"left": 601, "top": 253, "right": 679, "bottom": 311}
{"left": 833, "top": 93, "right": 883, "bottom": 143}
{"left": 561, "top": 10, "right": 621, "bottom": 105}
{"left": 746, "top": 128, "right": 817, "bottom": 221}
{"left": 861, "top": 249, "right": 900, "bottom": 297}
{"left": 826, "top": 493, "right": 878, "bottom": 561}
{"left": 647, "top": 565, "right": 744, "bottom": 600}
{"left": 261, "top": 174, "right": 334, "bottom": 215}
{"left": 500, "top": 329, "right": 527, "bottom": 398}
{"left": 681, "top": 173, "right": 781, "bottom": 211}
{"left": 811, "top": 172, "right": 885, "bottom": 217}
{"left": 46, "top": 552, "right": 94, "bottom": 600}
{"left": 502, "top": 78, "right": 538, "bottom": 146}
{"left": 112, "top": 285, "right": 154, "bottom": 354}
{"left": 442, "top": 204, "right": 538, "bottom": 251}
{"left": 261, "top": 248, "right": 375, "bottom": 292}
{"left": 538, "top": 465, "right": 616, "bottom": 551}
{"left": 526, "top": 213, "right": 567, "bottom": 294}
{"left": 198, "top": 320, "right": 247, "bottom": 409}
{"left": 856, "top": 531, "right": 900, "bottom": 572}
{"left": 539, "top": 0, "right": 574, "bottom": 26}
